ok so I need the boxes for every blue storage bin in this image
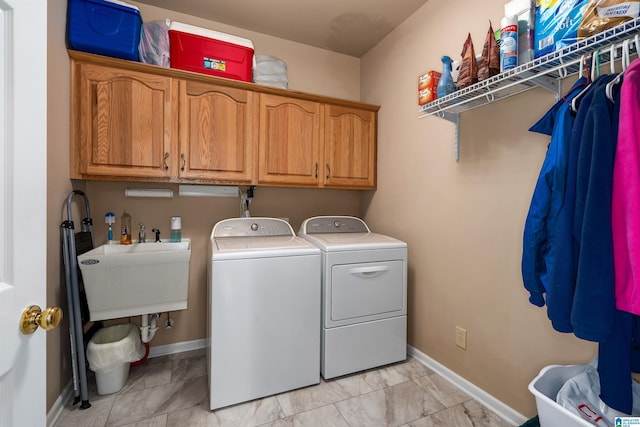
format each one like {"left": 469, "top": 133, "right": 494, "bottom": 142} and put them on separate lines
{"left": 68, "top": 0, "right": 142, "bottom": 61}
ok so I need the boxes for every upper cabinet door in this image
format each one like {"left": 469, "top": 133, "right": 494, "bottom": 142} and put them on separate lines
{"left": 258, "top": 93, "right": 322, "bottom": 186}
{"left": 324, "top": 105, "right": 376, "bottom": 189}
{"left": 178, "top": 80, "right": 256, "bottom": 183}
{"left": 73, "top": 62, "right": 175, "bottom": 179}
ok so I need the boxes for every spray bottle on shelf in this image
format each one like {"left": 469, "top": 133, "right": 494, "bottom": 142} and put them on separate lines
{"left": 120, "top": 210, "right": 132, "bottom": 245}
{"left": 437, "top": 55, "right": 456, "bottom": 98}
{"left": 105, "top": 212, "right": 115, "bottom": 243}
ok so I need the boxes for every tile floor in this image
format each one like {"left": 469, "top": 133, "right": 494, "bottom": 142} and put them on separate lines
{"left": 55, "top": 349, "right": 514, "bottom": 427}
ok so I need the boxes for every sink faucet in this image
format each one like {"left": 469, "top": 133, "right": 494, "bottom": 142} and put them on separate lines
{"left": 151, "top": 228, "right": 161, "bottom": 243}
{"left": 139, "top": 222, "right": 146, "bottom": 243}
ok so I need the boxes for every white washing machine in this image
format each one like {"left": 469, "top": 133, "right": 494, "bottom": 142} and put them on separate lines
{"left": 207, "top": 217, "right": 321, "bottom": 410}
{"left": 299, "top": 216, "right": 407, "bottom": 379}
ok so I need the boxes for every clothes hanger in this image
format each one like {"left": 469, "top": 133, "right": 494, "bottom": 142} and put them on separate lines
{"left": 606, "top": 39, "right": 630, "bottom": 102}
{"left": 564, "top": 55, "right": 588, "bottom": 102}
{"left": 610, "top": 44, "right": 616, "bottom": 74}
{"left": 572, "top": 51, "right": 599, "bottom": 113}
{"left": 592, "top": 48, "right": 601, "bottom": 80}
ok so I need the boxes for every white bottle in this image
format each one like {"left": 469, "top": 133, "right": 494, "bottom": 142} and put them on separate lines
{"left": 500, "top": 15, "right": 518, "bottom": 72}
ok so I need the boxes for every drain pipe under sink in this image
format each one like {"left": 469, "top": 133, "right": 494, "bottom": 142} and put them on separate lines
{"left": 140, "top": 313, "right": 159, "bottom": 343}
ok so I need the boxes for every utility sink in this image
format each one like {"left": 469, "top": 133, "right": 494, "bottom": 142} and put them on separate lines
{"left": 77, "top": 239, "right": 191, "bottom": 321}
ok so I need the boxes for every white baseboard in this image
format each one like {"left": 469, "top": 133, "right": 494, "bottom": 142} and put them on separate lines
{"left": 148, "top": 338, "right": 206, "bottom": 358}
{"left": 47, "top": 380, "right": 73, "bottom": 427}
{"left": 407, "top": 345, "right": 527, "bottom": 426}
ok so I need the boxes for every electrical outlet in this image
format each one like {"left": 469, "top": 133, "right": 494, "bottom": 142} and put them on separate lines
{"left": 455, "top": 326, "right": 467, "bottom": 350}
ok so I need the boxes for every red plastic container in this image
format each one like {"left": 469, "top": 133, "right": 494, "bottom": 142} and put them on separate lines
{"left": 169, "top": 22, "right": 254, "bottom": 82}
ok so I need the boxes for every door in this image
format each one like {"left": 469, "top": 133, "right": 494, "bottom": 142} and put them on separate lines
{"left": 178, "top": 80, "right": 255, "bottom": 183}
{"left": 324, "top": 105, "right": 377, "bottom": 189}
{"left": 73, "top": 62, "right": 175, "bottom": 179}
{"left": 0, "top": 1, "right": 50, "bottom": 426}
{"left": 258, "top": 93, "right": 322, "bottom": 186}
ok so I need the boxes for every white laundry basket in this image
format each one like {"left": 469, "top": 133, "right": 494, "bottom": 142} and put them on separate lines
{"left": 528, "top": 364, "right": 594, "bottom": 427}
{"left": 86, "top": 323, "right": 143, "bottom": 395}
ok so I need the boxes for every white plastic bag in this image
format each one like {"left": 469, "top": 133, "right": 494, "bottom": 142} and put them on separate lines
{"left": 86, "top": 323, "right": 143, "bottom": 372}
{"left": 138, "top": 19, "right": 170, "bottom": 67}
{"left": 556, "top": 360, "right": 640, "bottom": 426}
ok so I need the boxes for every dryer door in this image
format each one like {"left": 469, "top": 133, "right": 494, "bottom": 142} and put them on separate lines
{"left": 330, "top": 260, "right": 405, "bottom": 323}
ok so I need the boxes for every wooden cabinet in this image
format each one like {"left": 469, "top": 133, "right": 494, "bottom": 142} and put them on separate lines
{"left": 257, "top": 95, "right": 377, "bottom": 189}
{"left": 71, "top": 61, "right": 176, "bottom": 180}
{"left": 258, "top": 93, "right": 322, "bottom": 186}
{"left": 70, "top": 51, "right": 378, "bottom": 189}
{"left": 324, "top": 105, "right": 376, "bottom": 188}
{"left": 178, "top": 80, "right": 256, "bottom": 183}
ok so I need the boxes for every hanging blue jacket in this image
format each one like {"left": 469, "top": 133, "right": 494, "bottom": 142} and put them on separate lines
{"left": 521, "top": 78, "right": 586, "bottom": 309}
{"left": 570, "top": 74, "right": 618, "bottom": 343}
{"left": 546, "top": 77, "right": 600, "bottom": 333}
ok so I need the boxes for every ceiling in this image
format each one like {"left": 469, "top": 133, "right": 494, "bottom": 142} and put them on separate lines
{"left": 134, "top": 0, "right": 430, "bottom": 57}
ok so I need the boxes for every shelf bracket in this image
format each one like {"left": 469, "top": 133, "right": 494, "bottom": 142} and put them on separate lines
{"left": 437, "top": 111, "right": 460, "bottom": 161}
{"left": 529, "top": 74, "right": 562, "bottom": 100}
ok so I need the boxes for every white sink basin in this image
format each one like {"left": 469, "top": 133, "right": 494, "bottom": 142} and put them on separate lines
{"left": 77, "top": 239, "right": 191, "bottom": 321}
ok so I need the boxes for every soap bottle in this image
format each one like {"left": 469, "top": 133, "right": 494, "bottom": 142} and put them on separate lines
{"left": 120, "top": 210, "right": 132, "bottom": 245}
{"left": 170, "top": 216, "right": 182, "bottom": 242}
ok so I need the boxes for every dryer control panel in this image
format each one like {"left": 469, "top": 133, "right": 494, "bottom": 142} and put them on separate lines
{"left": 302, "top": 216, "right": 370, "bottom": 234}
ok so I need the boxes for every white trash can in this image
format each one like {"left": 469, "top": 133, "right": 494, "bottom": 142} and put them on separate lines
{"left": 86, "top": 323, "right": 143, "bottom": 395}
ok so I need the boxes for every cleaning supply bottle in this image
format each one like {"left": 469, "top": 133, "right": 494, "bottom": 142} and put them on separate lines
{"left": 120, "top": 210, "right": 132, "bottom": 245}
{"left": 500, "top": 15, "right": 518, "bottom": 71}
{"left": 437, "top": 56, "right": 457, "bottom": 98}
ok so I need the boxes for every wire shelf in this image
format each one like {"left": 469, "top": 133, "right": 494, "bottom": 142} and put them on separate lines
{"left": 418, "top": 17, "right": 640, "bottom": 119}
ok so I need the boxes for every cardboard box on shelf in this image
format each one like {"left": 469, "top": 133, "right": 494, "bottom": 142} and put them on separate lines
{"left": 418, "top": 71, "right": 441, "bottom": 105}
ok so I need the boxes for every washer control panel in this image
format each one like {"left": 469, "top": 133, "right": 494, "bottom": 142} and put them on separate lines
{"left": 213, "top": 218, "right": 294, "bottom": 238}
{"left": 302, "top": 216, "right": 369, "bottom": 234}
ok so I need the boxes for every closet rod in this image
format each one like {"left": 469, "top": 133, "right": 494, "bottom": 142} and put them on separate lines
{"left": 587, "top": 35, "right": 640, "bottom": 72}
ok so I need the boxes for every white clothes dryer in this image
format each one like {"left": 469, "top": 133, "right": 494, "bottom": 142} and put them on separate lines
{"left": 299, "top": 216, "right": 407, "bottom": 379}
{"left": 208, "top": 218, "right": 321, "bottom": 410}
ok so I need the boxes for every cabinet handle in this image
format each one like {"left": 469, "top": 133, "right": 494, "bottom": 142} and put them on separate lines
{"left": 181, "top": 153, "right": 186, "bottom": 172}
{"left": 315, "top": 163, "right": 318, "bottom": 179}
{"left": 349, "top": 265, "right": 390, "bottom": 277}
{"left": 163, "top": 152, "right": 169, "bottom": 171}
{"left": 326, "top": 164, "right": 331, "bottom": 180}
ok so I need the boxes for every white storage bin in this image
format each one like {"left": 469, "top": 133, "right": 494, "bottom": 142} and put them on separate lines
{"left": 254, "top": 80, "right": 288, "bottom": 89}
{"left": 253, "top": 54, "right": 288, "bottom": 88}
{"left": 253, "top": 72, "right": 288, "bottom": 89}
{"left": 255, "top": 55, "right": 287, "bottom": 75}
